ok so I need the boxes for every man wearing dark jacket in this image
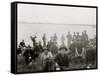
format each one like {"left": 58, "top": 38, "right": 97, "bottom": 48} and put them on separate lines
{"left": 55, "top": 47, "right": 69, "bottom": 70}
{"left": 19, "top": 40, "right": 26, "bottom": 48}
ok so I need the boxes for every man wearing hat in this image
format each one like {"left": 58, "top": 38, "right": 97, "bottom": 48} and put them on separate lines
{"left": 40, "top": 47, "right": 54, "bottom": 71}
{"left": 55, "top": 46, "right": 70, "bottom": 70}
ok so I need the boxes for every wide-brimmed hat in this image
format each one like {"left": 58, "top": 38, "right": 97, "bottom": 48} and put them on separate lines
{"left": 59, "top": 46, "right": 68, "bottom": 51}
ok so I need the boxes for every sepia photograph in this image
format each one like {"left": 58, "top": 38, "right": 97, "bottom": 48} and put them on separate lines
{"left": 16, "top": 2, "right": 97, "bottom": 73}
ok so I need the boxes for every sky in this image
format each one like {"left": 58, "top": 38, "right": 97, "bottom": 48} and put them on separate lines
{"left": 17, "top": 3, "right": 96, "bottom": 47}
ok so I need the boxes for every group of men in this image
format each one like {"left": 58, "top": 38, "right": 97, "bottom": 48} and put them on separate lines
{"left": 17, "top": 30, "right": 96, "bottom": 71}
{"left": 67, "top": 30, "right": 88, "bottom": 49}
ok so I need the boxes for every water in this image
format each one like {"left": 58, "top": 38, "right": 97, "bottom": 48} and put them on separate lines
{"left": 17, "top": 23, "right": 96, "bottom": 47}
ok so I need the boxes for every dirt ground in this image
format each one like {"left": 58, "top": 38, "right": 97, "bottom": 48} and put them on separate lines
{"left": 17, "top": 54, "right": 96, "bottom": 73}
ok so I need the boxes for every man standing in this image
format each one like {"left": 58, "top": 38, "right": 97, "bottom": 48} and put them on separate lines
{"left": 53, "top": 33, "right": 58, "bottom": 45}
{"left": 61, "top": 34, "right": 65, "bottom": 47}
{"left": 83, "top": 30, "right": 89, "bottom": 48}
{"left": 30, "top": 35, "right": 37, "bottom": 48}
{"left": 72, "top": 32, "right": 77, "bottom": 43}
{"left": 42, "top": 33, "right": 46, "bottom": 47}
{"left": 38, "top": 41, "right": 43, "bottom": 53}
{"left": 76, "top": 32, "right": 81, "bottom": 43}
{"left": 66, "top": 32, "right": 72, "bottom": 49}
